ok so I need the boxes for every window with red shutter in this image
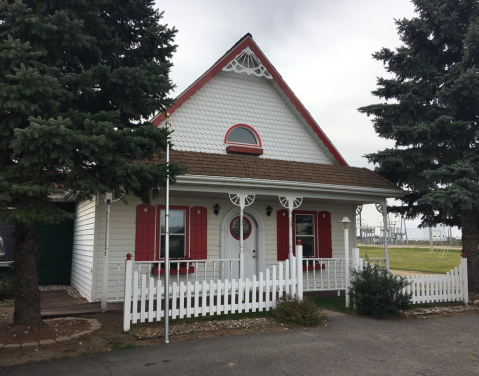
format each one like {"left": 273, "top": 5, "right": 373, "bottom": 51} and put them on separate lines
{"left": 277, "top": 209, "right": 289, "bottom": 261}
{"left": 317, "top": 211, "right": 332, "bottom": 258}
{"left": 135, "top": 204, "right": 156, "bottom": 261}
{"left": 190, "top": 206, "right": 207, "bottom": 260}
{"left": 156, "top": 205, "right": 189, "bottom": 259}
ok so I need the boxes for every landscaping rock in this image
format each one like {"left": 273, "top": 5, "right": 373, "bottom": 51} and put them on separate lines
{"left": 22, "top": 342, "right": 38, "bottom": 348}
{"left": 4, "top": 344, "right": 20, "bottom": 349}
{"left": 39, "top": 339, "right": 56, "bottom": 345}
{"left": 55, "top": 336, "right": 71, "bottom": 342}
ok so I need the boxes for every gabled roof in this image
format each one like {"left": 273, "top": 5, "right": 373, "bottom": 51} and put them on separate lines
{"left": 152, "top": 33, "right": 348, "bottom": 166}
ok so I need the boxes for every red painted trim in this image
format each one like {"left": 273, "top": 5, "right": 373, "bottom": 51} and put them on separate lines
{"left": 317, "top": 211, "right": 332, "bottom": 259}
{"left": 230, "top": 216, "right": 252, "bottom": 241}
{"left": 156, "top": 205, "right": 190, "bottom": 260}
{"left": 152, "top": 265, "right": 195, "bottom": 275}
{"left": 226, "top": 145, "right": 263, "bottom": 155}
{"left": 303, "top": 263, "right": 325, "bottom": 271}
{"left": 150, "top": 36, "right": 347, "bottom": 166}
{"left": 224, "top": 124, "right": 262, "bottom": 147}
{"left": 293, "top": 210, "right": 317, "bottom": 258}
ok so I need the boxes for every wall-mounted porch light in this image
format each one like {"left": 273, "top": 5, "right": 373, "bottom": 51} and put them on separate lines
{"left": 266, "top": 206, "right": 273, "bottom": 217}
{"left": 214, "top": 204, "right": 221, "bottom": 215}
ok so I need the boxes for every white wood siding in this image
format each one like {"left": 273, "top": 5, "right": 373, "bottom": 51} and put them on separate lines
{"left": 71, "top": 199, "right": 96, "bottom": 301}
{"left": 93, "top": 195, "right": 356, "bottom": 301}
{"left": 160, "top": 71, "right": 335, "bottom": 164}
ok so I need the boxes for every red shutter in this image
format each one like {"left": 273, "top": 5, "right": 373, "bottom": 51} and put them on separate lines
{"left": 318, "top": 211, "right": 332, "bottom": 258}
{"left": 135, "top": 204, "right": 156, "bottom": 261}
{"left": 190, "top": 206, "right": 207, "bottom": 260}
{"left": 277, "top": 209, "right": 289, "bottom": 261}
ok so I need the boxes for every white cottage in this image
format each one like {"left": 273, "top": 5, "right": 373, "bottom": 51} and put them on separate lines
{"left": 71, "top": 34, "right": 404, "bottom": 303}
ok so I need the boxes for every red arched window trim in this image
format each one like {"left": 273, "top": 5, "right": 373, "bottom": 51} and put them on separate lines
{"left": 224, "top": 124, "right": 262, "bottom": 147}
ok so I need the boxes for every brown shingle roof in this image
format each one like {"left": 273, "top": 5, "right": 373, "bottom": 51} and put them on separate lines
{"left": 162, "top": 150, "right": 402, "bottom": 191}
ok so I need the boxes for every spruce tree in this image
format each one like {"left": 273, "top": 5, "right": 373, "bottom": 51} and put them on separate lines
{"left": 0, "top": 0, "right": 183, "bottom": 324}
{"left": 359, "top": 0, "right": 479, "bottom": 292}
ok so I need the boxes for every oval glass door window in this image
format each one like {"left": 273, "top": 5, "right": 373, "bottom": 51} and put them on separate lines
{"left": 230, "top": 216, "right": 252, "bottom": 240}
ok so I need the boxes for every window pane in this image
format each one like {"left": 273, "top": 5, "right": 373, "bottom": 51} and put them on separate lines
{"left": 226, "top": 127, "right": 257, "bottom": 145}
{"left": 160, "top": 235, "right": 185, "bottom": 259}
{"left": 231, "top": 218, "right": 250, "bottom": 239}
{"left": 296, "top": 215, "right": 314, "bottom": 235}
{"left": 160, "top": 210, "right": 185, "bottom": 234}
{"left": 297, "top": 236, "right": 314, "bottom": 257}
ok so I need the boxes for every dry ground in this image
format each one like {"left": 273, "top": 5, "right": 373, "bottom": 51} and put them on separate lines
{"left": 0, "top": 301, "right": 295, "bottom": 368}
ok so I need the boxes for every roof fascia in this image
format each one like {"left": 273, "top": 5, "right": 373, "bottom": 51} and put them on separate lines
{"left": 151, "top": 35, "right": 348, "bottom": 166}
{"left": 175, "top": 174, "right": 407, "bottom": 198}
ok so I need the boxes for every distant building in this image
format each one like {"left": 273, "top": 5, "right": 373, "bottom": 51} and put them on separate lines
{"left": 406, "top": 226, "right": 451, "bottom": 241}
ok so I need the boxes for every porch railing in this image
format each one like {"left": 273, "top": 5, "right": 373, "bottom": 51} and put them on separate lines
{"left": 105, "top": 257, "right": 241, "bottom": 303}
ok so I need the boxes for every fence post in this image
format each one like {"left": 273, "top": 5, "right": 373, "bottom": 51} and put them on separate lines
{"left": 461, "top": 255, "right": 468, "bottom": 305}
{"left": 352, "top": 248, "right": 360, "bottom": 271}
{"left": 123, "top": 253, "right": 133, "bottom": 332}
{"left": 296, "top": 240, "right": 303, "bottom": 299}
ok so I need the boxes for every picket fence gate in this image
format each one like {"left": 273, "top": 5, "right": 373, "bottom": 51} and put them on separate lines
{"left": 123, "top": 249, "right": 304, "bottom": 331}
{"left": 402, "top": 258, "right": 468, "bottom": 304}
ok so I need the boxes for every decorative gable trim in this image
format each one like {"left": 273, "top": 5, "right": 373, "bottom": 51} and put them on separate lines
{"left": 151, "top": 33, "right": 348, "bottom": 166}
{"left": 222, "top": 47, "right": 272, "bottom": 79}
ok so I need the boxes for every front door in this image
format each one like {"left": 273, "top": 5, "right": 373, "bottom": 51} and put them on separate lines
{"left": 226, "top": 214, "right": 257, "bottom": 280}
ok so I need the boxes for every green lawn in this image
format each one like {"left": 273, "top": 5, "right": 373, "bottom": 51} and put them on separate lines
{"left": 311, "top": 297, "right": 352, "bottom": 314}
{"left": 359, "top": 246, "right": 462, "bottom": 274}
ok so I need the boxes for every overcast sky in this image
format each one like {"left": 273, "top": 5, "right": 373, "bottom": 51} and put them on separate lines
{"left": 154, "top": 0, "right": 446, "bottom": 232}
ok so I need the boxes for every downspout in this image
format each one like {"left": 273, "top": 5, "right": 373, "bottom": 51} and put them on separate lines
{"left": 101, "top": 192, "right": 112, "bottom": 311}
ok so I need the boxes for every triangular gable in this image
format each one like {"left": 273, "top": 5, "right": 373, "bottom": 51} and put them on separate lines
{"left": 152, "top": 33, "right": 348, "bottom": 166}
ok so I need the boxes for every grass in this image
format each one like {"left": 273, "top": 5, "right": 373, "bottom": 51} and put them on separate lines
{"left": 108, "top": 341, "right": 141, "bottom": 351}
{"left": 311, "top": 297, "right": 352, "bottom": 314}
{"left": 359, "top": 246, "right": 462, "bottom": 274}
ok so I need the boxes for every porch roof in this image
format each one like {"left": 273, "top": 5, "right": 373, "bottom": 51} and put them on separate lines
{"left": 159, "top": 150, "right": 404, "bottom": 193}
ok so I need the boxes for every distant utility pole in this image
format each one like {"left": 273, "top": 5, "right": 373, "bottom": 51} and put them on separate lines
{"left": 429, "top": 226, "right": 434, "bottom": 254}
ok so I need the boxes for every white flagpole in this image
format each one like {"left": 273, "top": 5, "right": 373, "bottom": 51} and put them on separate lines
{"left": 164, "top": 113, "right": 171, "bottom": 343}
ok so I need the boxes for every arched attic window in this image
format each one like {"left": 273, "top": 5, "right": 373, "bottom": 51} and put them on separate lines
{"left": 224, "top": 124, "right": 263, "bottom": 155}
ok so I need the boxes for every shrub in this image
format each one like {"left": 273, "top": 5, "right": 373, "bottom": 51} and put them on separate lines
{"left": 0, "top": 274, "right": 15, "bottom": 301}
{"left": 350, "top": 263, "right": 412, "bottom": 319}
{"left": 272, "top": 295, "right": 327, "bottom": 327}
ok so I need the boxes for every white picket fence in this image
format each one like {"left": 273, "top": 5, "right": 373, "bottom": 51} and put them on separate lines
{"left": 123, "top": 248, "right": 304, "bottom": 331}
{"left": 402, "top": 258, "right": 468, "bottom": 304}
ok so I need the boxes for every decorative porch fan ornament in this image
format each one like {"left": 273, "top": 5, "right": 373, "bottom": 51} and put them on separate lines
{"left": 229, "top": 193, "right": 256, "bottom": 280}
{"left": 222, "top": 47, "right": 272, "bottom": 79}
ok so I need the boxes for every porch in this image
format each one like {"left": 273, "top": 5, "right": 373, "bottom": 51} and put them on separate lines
{"left": 97, "top": 182, "right": 396, "bottom": 305}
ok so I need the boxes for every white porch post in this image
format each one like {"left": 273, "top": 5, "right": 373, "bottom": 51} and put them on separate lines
{"left": 229, "top": 193, "right": 256, "bottom": 280}
{"left": 240, "top": 205, "right": 244, "bottom": 279}
{"left": 341, "top": 216, "right": 351, "bottom": 308}
{"left": 296, "top": 240, "right": 303, "bottom": 299}
{"left": 101, "top": 192, "right": 112, "bottom": 312}
{"left": 279, "top": 196, "right": 303, "bottom": 275}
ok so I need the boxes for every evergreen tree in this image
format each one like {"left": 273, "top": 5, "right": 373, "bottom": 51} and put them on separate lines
{"left": 359, "top": 0, "right": 479, "bottom": 292}
{"left": 0, "top": 0, "right": 183, "bottom": 324}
